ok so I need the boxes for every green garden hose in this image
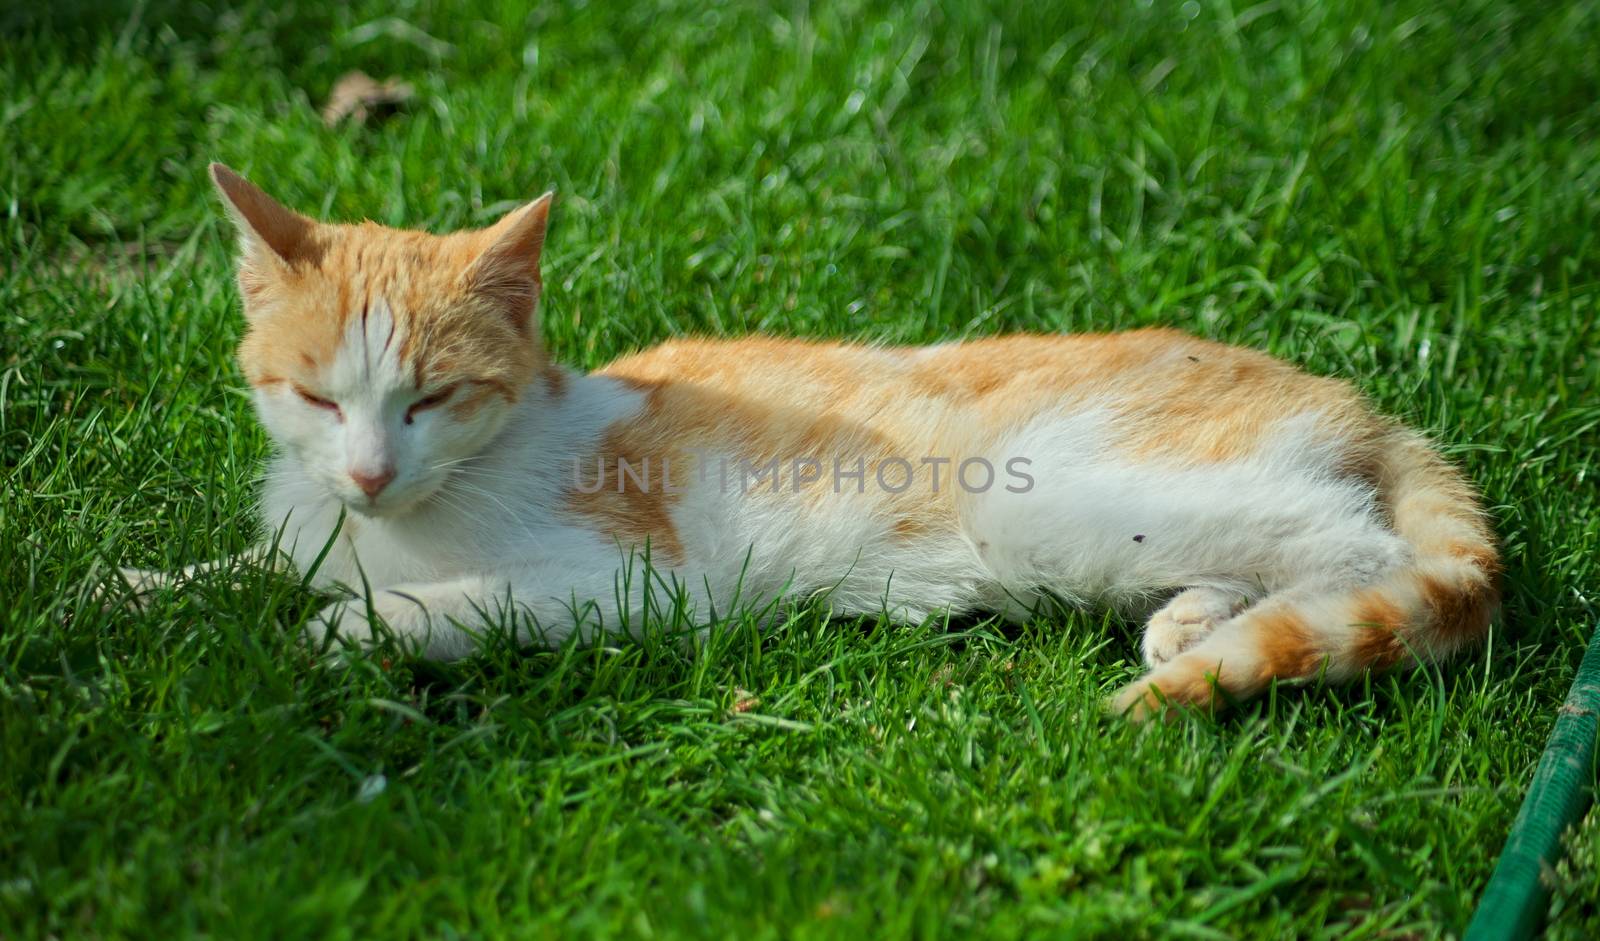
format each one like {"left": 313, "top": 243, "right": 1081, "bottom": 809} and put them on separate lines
{"left": 1464, "top": 625, "right": 1600, "bottom": 940}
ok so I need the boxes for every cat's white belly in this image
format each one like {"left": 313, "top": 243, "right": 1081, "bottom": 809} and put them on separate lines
{"left": 641, "top": 409, "right": 1405, "bottom": 627}
{"left": 963, "top": 409, "right": 1409, "bottom": 611}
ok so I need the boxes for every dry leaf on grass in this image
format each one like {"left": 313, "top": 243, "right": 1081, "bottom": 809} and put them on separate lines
{"left": 322, "top": 70, "right": 414, "bottom": 127}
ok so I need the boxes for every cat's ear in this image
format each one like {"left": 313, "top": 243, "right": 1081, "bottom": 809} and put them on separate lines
{"left": 470, "top": 193, "right": 553, "bottom": 283}
{"left": 209, "top": 163, "right": 318, "bottom": 266}
{"left": 463, "top": 193, "right": 554, "bottom": 331}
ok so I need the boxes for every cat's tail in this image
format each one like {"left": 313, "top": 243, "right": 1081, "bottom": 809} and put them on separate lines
{"left": 1111, "top": 429, "right": 1500, "bottom": 720}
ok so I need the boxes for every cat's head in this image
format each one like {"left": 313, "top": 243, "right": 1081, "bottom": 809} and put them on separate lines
{"left": 211, "top": 163, "right": 554, "bottom": 517}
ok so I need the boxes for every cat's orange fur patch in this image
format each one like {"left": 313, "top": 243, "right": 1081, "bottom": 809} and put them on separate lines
{"left": 567, "top": 407, "right": 688, "bottom": 566}
{"left": 1347, "top": 591, "right": 1410, "bottom": 670}
{"left": 1418, "top": 571, "right": 1498, "bottom": 645}
{"left": 1254, "top": 609, "right": 1324, "bottom": 681}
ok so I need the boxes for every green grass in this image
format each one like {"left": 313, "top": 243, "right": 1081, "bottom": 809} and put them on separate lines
{"left": 3, "top": 0, "right": 1599, "bottom": 936}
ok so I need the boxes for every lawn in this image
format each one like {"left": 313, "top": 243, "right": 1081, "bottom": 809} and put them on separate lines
{"left": 3, "top": 0, "right": 1599, "bottom": 937}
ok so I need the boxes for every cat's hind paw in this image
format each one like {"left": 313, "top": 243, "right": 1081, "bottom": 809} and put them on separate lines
{"left": 1141, "top": 587, "right": 1245, "bottom": 668}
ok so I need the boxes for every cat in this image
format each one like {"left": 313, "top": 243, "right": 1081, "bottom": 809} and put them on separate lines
{"left": 119, "top": 163, "right": 1500, "bottom": 721}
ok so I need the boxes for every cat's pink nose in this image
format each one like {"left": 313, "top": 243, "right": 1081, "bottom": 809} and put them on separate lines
{"left": 350, "top": 468, "right": 396, "bottom": 499}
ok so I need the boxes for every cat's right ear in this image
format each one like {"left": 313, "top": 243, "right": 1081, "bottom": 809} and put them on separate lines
{"left": 209, "top": 163, "right": 318, "bottom": 267}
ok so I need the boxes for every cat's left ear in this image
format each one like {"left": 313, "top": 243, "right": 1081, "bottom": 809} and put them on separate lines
{"left": 464, "top": 194, "right": 554, "bottom": 330}
{"left": 209, "top": 163, "right": 319, "bottom": 267}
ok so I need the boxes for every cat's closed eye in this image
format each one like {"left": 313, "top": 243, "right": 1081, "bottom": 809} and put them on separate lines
{"left": 405, "top": 384, "right": 457, "bottom": 424}
{"left": 294, "top": 386, "right": 342, "bottom": 420}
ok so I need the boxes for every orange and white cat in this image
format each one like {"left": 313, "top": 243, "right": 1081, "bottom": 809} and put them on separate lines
{"left": 129, "top": 164, "right": 1500, "bottom": 720}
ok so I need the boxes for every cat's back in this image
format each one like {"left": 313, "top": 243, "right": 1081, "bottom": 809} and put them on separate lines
{"left": 596, "top": 328, "right": 1202, "bottom": 398}
{"left": 595, "top": 328, "right": 1366, "bottom": 440}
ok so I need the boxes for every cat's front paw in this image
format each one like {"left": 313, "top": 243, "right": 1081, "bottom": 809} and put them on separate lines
{"left": 97, "top": 566, "right": 170, "bottom": 612}
{"left": 308, "top": 597, "right": 374, "bottom": 653}
{"left": 308, "top": 586, "right": 479, "bottom": 660}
